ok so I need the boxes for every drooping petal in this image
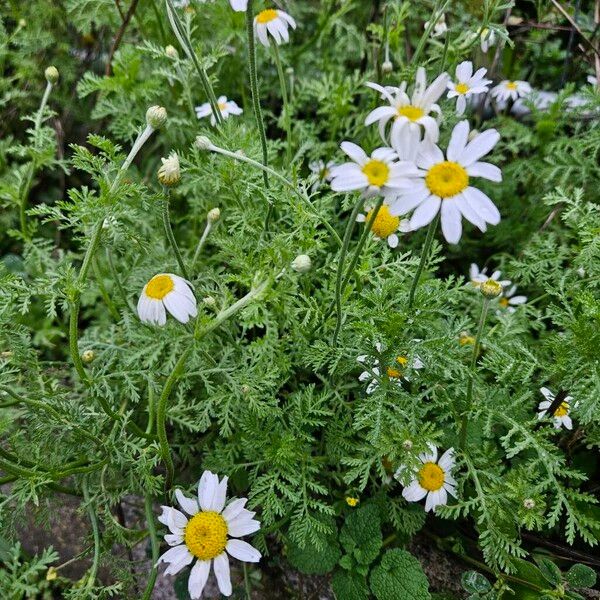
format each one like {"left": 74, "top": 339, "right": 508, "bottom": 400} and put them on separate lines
{"left": 462, "top": 186, "right": 500, "bottom": 225}
{"left": 402, "top": 480, "right": 428, "bottom": 502}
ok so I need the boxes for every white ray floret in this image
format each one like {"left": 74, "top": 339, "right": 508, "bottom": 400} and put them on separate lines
{"left": 447, "top": 61, "right": 492, "bottom": 115}
{"left": 497, "top": 285, "right": 527, "bottom": 313}
{"left": 137, "top": 273, "right": 197, "bottom": 326}
{"left": 254, "top": 9, "right": 296, "bottom": 47}
{"left": 490, "top": 80, "right": 532, "bottom": 103}
{"left": 196, "top": 96, "right": 243, "bottom": 126}
{"left": 537, "top": 387, "right": 577, "bottom": 430}
{"left": 468, "top": 264, "right": 511, "bottom": 288}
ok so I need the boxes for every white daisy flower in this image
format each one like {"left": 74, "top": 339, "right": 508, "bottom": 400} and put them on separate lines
{"left": 479, "top": 28, "right": 496, "bottom": 53}
{"left": 396, "top": 444, "right": 457, "bottom": 513}
{"left": 254, "top": 8, "right": 296, "bottom": 47}
{"left": 229, "top": 0, "right": 247, "bottom": 10}
{"left": 137, "top": 273, "right": 197, "bottom": 326}
{"left": 468, "top": 264, "right": 511, "bottom": 288}
{"left": 357, "top": 342, "right": 424, "bottom": 394}
{"left": 447, "top": 61, "right": 492, "bottom": 116}
{"left": 329, "top": 142, "right": 417, "bottom": 198}
{"left": 490, "top": 80, "right": 532, "bottom": 103}
{"left": 390, "top": 120, "right": 502, "bottom": 244}
{"left": 497, "top": 285, "right": 527, "bottom": 313}
{"left": 356, "top": 204, "right": 411, "bottom": 248}
{"left": 196, "top": 96, "right": 243, "bottom": 127}
{"left": 157, "top": 471, "right": 261, "bottom": 599}
{"left": 365, "top": 67, "right": 449, "bottom": 145}
{"left": 538, "top": 387, "right": 577, "bottom": 430}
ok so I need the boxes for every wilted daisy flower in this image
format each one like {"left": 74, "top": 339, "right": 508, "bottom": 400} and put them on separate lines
{"left": 468, "top": 264, "right": 511, "bottom": 288}
{"left": 479, "top": 28, "right": 496, "bottom": 53}
{"left": 137, "top": 274, "right": 197, "bottom": 326}
{"left": 396, "top": 444, "right": 457, "bottom": 512}
{"left": 329, "top": 142, "right": 417, "bottom": 198}
{"left": 229, "top": 0, "right": 247, "bottom": 10}
{"left": 447, "top": 61, "right": 492, "bottom": 115}
{"left": 497, "top": 285, "right": 527, "bottom": 313}
{"left": 390, "top": 120, "right": 502, "bottom": 244}
{"left": 365, "top": 67, "right": 449, "bottom": 144}
{"left": 157, "top": 471, "right": 261, "bottom": 599}
{"left": 254, "top": 8, "right": 296, "bottom": 47}
{"left": 538, "top": 388, "right": 577, "bottom": 430}
{"left": 196, "top": 96, "right": 243, "bottom": 126}
{"left": 356, "top": 204, "right": 411, "bottom": 248}
{"left": 357, "top": 342, "right": 424, "bottom": 394}
{"left": 491, "top": 80, "right": 532, "bottom": 103}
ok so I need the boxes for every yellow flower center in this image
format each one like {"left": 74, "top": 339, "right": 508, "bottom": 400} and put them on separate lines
{"left": 459, "top": 333, "right": 475, "bottom": 346}
{"left": 218, "top": 102, "right": 227, "bottom": 111}
{"left": 397, "top": 105, "right": 425, "bottom": 121}
{"left": 256, "top": 9, "right": 278, "bottom": 23}
{"left": 506, "top": 81, "right": 518, "bottom": 90}
{"left": 362, "top": 159, "right": 390, "bottom": 187}
{"left": 499, "top": 297, "right": 509, "bottom": 308}
{"left": 184, "top": 511, "right": 228, "bottom": 560}
{"left": 425, "top": 161, "right": 469, "bottom": 198}
{"left": 455, "top": 82, "right": 470, "bottom": 95}
{"left": 418, "top": 463, "right": 445, "bottom": 492}
{"left": 366, "top": 205, "right": 399, "bottom": 239}
{"left": 145, "top": 274, "right": 174, "bottom": 300}
{"left": 554, "top": 402, "right": 569, "bottom": 417}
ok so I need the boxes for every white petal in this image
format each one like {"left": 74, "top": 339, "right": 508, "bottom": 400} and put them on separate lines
{"left": 222, "top": 498, "right": 248, "bottom": 522}
{"left": 390, "top": 188, "right": 430, "bottom": 216}
{"left": 456, "top": 94, "right": 466, "bottom": 115}
{"left": 365, "top": 105, "right": 397, "bottom": 126}
{"left": 440, "top": 200, "right": 462, "bottom": 244}
{"left": 175, "top": 489, "right": 199, "bottom": 516}
{"left": 388, "top": 233, "right": 399, "bottom": 248}
{"left": 198, "top": 471, "right": 218, "bottom": 511}
{"left": 213, "top": 553, "right": 232, "bottom": 596}
{"left": 456, "top": 61, "right": 473, "bottom": 81}
{"left": 402, "top": 480, "right": 428, "bottom": 502}
{"left": 540, "top": 387, "right": 554, "bottom": 401}
{"left": 432, "top": 488, "right": 448, "bottom": 512}
{"left": 454, "top": 193, "right": 487, "bottom": 232}
{"left": 212, "top": 475, "right": 228, "bottom": 513}
{"left": 459, "top": 129, "right": 500, "bottom": 166}
{"left": 409, "top": 195, "right": 441, "bottom": 230}
{"left": 466, "top": 161, "right": 502, "bottom": 182}
{"left": 340, "top": 141, "right": 368, "bottom": 165}
{"left": 438, "top": 448, "right": 455, "bottom": 471}
{"left": 419, "top": 443, "right": 438, "bottom": 464}
{"left": 563, "top": 416, "right": 573, "bottom": 430}
{"left": 424, "top": 491, "right": 436, "bottom": 512}
{"left": 188, "top": 560, "right": 211, "bottom": 600}
{"left": 227, "top": 515, "right": 261, "bottom": 537}
{"left": 164, "top": 533, "right": 184, "bottom": 546}
{"left": 447, "top": 120, "right": 469, "bottom": 162}
{"left": 416, "top": 140, "right": 444, "bottom": 170}
{"left": 226, "top": 539, "right": 262, "bottom": 563}
{"left": 462, "top": 186, "right": 500, "bottom": 225}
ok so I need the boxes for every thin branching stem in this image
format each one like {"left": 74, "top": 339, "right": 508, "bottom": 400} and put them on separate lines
{"left": 141, "top": 494, "right": 160, "bottom": 600}
{"left": 83, "top": 479, "right": 101, "bottom": 593}
{"left": 192, "top": 220, "right": 212, "bottom": 268}
{"left": 407, "top": 212, "right": 440, "bottom": 309}
{"left": 271, "top": 42, "right": 292, "bottom": 164}
{"left": 162, "top": 187, "right": 190, "bottom": 280}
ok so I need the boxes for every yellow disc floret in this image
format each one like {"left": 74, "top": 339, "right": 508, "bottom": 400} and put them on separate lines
{"left": 425, "top": 161, "right": 469, "bottom": 198}
{"left": 366, "top": 205, "right": 399, "bottom": 239}
{"left": 184, "top": 511, "right": 228, "bottom": 560}
{"left": 506, "top": 81, "right": 518, "bottom": 90}
{"left": 554, "top": 402, "right": 570, "bottom": 417}
{"left": 397, "top": 105, "right": 425, "bottom": 121}
{"left": 362, "top": 160, "right": 390, "bottom": 188}
{"left": 146, "top": 274, "right": 174, "bottom": 300}
{"left": 455, "top": 83, "right": 470, "bottom": 95}
{"left": 418, "top": 463, "right": 445, "bottom": 492}
{"left": 256, "top": 9, "right": 278, "bottom": 23}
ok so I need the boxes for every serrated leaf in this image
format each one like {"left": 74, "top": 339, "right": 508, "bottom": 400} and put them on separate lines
{"left": 339, "top": 504, "right": 382, "bottom": 566}
{"left": 332, "top": 570, "right": 370, "bottom": 600}
{"left": 370, "top": 549, "right": 431, "bottom": 600}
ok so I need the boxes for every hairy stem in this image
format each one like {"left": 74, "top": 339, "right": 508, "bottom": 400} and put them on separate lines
{"left": 271, "top": 42, "right": 292, "bottom": 164}
{"left": 407, "top": 212, "right": 439, "bottom": 309}
{"left": 162, "top": 187, "right": 190, "bottom": 279}
{"left": 141, "top": 494, "right": 160, "bottom": 600}
{"left": 192, "top": 220, "right": 212, "bottom": 268}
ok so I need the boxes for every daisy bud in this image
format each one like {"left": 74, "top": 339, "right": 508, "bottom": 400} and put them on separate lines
{"left": 207, "top": 207, "right": 221, "bottom": 224}
{"left": 146, "top": 105, "right": 167, "bottom": 130}
{"left": 345, "top": 496, "right": 359, "bottom": 507}
{"left": 480, "top": 278, "right": 503, "bottom": 299}
{"left": 82, "top": 350, "right": 95, "bottom": 364}
{"left": 157, "top": 152, "right": 181, "bottom": 187}
{"left": 523, "top": 498, "right": 536, "bottom": 510}
{"left": 402, "top": 439, "right": 413, "bottom": 451}
{"left": 203, "top": 295, "right": 216, "bottom": 308}
{"left": 382, "top": 60, "right": 393, "bottom": 74}
{"left": 18, "top": 19, "right": 26, "bottom": 27}
{"left": 241, "top": 384, "right": 251, "bottom": 395}
{"left": 291, "top": 254, "right": 312, "bottom": 273}
{"left": 195, "top": 135, "right": 213, "bottom": 150}
{"left": 45, "top": 66, "right": 59, "bottom": 84}
{"left": 165, "top": 45, "right": 179, "bottom": 59}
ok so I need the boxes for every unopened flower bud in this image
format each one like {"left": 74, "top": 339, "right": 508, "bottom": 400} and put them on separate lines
{"left": 291, "top": 254, "right": 312, "bottom": 273}
{"left": 146, "top": 105, "right": 167, "bottom": 130}
{"left": 203, "top": 296, "right": 216, "bottom": 308}
{"left": 207, "top": 207, "right": 221, "bottom": 223}
{"left": 382, "top": 60, "right": 393, "bottom": 74}
{"left": 480, "top": 278, "right": 502, "bottom": 299}
{"left": 402, "top": 439, "right": 413, "bottom": 451}
{"left": 523, "top": 498, "right": 535, "bottom": 510}
{"left": 165, "top": 45, "right": 179, "bottom": 59}
{"left": 158, "top": 152, "right": 180, "bottom": 186}
{"left": 241, "top": 384, "right": 251, "bottom": 395}
{"left": 18, "top": 19, "right": 26, "bottom": 28}
{"left": 82, "top": 350, "right": 95, "bottom": 364}
{"left": 195, "top": 135, "right": 212, "bottom": 150}
{"left": 45, "top": 66, "right": 59, "bottom": 84}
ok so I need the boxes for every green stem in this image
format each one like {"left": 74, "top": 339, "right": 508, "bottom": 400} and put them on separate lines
{"left": 271, "top": 42, "right": 292, "bottom": 164}
{"left": 164, "top": 0, "right": 222, "bottom": 125}
{"left": 19, "top": 80, "right": 54, "bottom": 239}
{"left": 407, "top": 212, "right": 439, "bottom": 309}
{"left": 204, "top": 143, "right": 342, "bottom": 247}
{"left": 191, "top": 221, "right": 212, "bottom": 268}
{"left": 458, "top": 298, "right": 489, "bottom": 449}
{"left": 92, "top": 256, "right": 121, "bottom": 320}
{"left": 245, "top": 0, "right": 269, "bottom": 190}
{"left": 411, "top": 0, "right": 449, "bottom": 65}
{"left": 331, "top": 196, "right": 365, "bottom": 345}
{"left": 106, "top": 248, "right": 132, "bottom": 312}
{"left": 243, "top": 563, "right": 252, "bottom": 599}
{"left": 141, "top": 495, "right": 160, "bottom": 600}
{"left": 83, "top": 480, "right": 101, "bottom": 593}
{"left": 162, "top": 187, "right": 190, "bottom": 280}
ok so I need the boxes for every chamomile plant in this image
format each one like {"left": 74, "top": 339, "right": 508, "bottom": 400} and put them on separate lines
{"left": 1, "top": 1, "right": 599, "bottom": 599}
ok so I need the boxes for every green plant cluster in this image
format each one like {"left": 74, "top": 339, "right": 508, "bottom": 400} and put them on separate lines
{"left": 1, "top": 0, "right": 599, "bottom": 598}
